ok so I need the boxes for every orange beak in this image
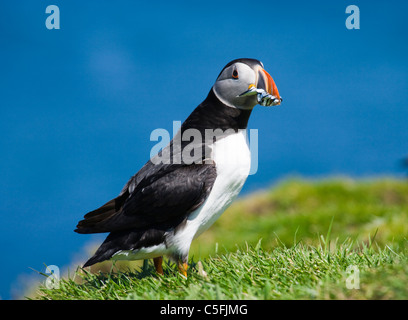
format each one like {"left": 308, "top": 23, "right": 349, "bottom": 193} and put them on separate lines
{"left": 239, "top": 65, "right": 282, "bottom": 106}
{"left": 258, "top": 67, "right": 281, "bottom": 104}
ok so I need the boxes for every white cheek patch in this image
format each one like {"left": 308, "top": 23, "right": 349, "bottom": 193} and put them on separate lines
{"left": 236, "top": 63, "right": 256, "bottom": 86}
{"left": 213, "top": 63, "right": 256, "bottom": 108}
{"left": 213, "top": 79, "right": 237, "bottom": 108}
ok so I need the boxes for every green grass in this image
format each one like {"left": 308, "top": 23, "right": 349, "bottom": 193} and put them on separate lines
{"left": 33, "top": 239, "right": 408, "bottom": 300}
{"left": 29, "top": 177, "right": 408, "bottom": 300}
{"left": 194, "top": 177, "right": 408, "bottom": 256}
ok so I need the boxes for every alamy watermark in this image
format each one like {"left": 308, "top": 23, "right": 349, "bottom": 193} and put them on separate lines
{"left": 345, "top": 5, "right": 360, "bottom": 30}
{"left": 345, "top": 265, "right": 360, "bottom": 289}
{"left": 44, "top": 265, "right": 60, "bottom": 289}
{"left": 45, "top": 5, "right": 60, "bottom": 30}
{"left": 44, "top": 5, "right": 360, "bottom": 31}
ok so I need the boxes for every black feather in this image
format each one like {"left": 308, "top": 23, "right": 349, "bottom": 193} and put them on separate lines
{"left": 75, "top": 163, "right": 216, "bottom": 234}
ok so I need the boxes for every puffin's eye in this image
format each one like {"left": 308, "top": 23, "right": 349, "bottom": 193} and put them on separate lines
{"left": 232, "top": 69, "right": 239, "bottom": 79}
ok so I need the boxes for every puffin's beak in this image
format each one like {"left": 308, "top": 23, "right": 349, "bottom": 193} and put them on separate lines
{"left": 257, "top": 68, "right": 281, "bottom": 104}
{"left": 240, "top": 66, "right": 282, "bottom": 106}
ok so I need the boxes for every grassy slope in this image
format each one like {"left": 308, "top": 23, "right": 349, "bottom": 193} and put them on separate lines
{"left": 32, "top": 177, "right": 408, "bottom": 300}
{"left": 194, "top": 177, "right": 408, "bottom": 256}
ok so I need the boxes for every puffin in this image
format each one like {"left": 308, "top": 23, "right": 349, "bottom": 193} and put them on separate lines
{"left": 75, "top": 58, "right": 282, "bottom": 276}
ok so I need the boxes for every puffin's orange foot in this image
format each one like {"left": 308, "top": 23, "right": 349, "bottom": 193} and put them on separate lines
{"left": 177, "top": 261, "right": 188, "bottom": 277}
{"left": 153, "top": 256, "right": 164, "bottom": 275}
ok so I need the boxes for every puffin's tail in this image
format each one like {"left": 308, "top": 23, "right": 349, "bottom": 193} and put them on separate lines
{"left": 81, "top": 231, "right": 125, "bottom": 268}
{"left": 83, "top": 253, "right": 106, "bottom": 268}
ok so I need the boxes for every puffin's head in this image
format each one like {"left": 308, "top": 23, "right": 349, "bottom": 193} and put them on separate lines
{"left": 213, "top": 58, "right": 282, "bottom": 110}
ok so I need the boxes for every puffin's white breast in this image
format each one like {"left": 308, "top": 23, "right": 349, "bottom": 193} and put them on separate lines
{"left": 168, "top": 129, "right": 251, "bottom": 255}
{"left": 195, "top": 128, "right": 251, "bottom": 234}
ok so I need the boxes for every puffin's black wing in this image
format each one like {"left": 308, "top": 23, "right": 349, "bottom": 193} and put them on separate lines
{"left": 75, "top": 162, "right": 216, "bottom": 234}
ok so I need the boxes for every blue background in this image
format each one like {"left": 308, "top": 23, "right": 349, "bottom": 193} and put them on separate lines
{"left": 1, "top": 1, "right": 407, "bottom": 298}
